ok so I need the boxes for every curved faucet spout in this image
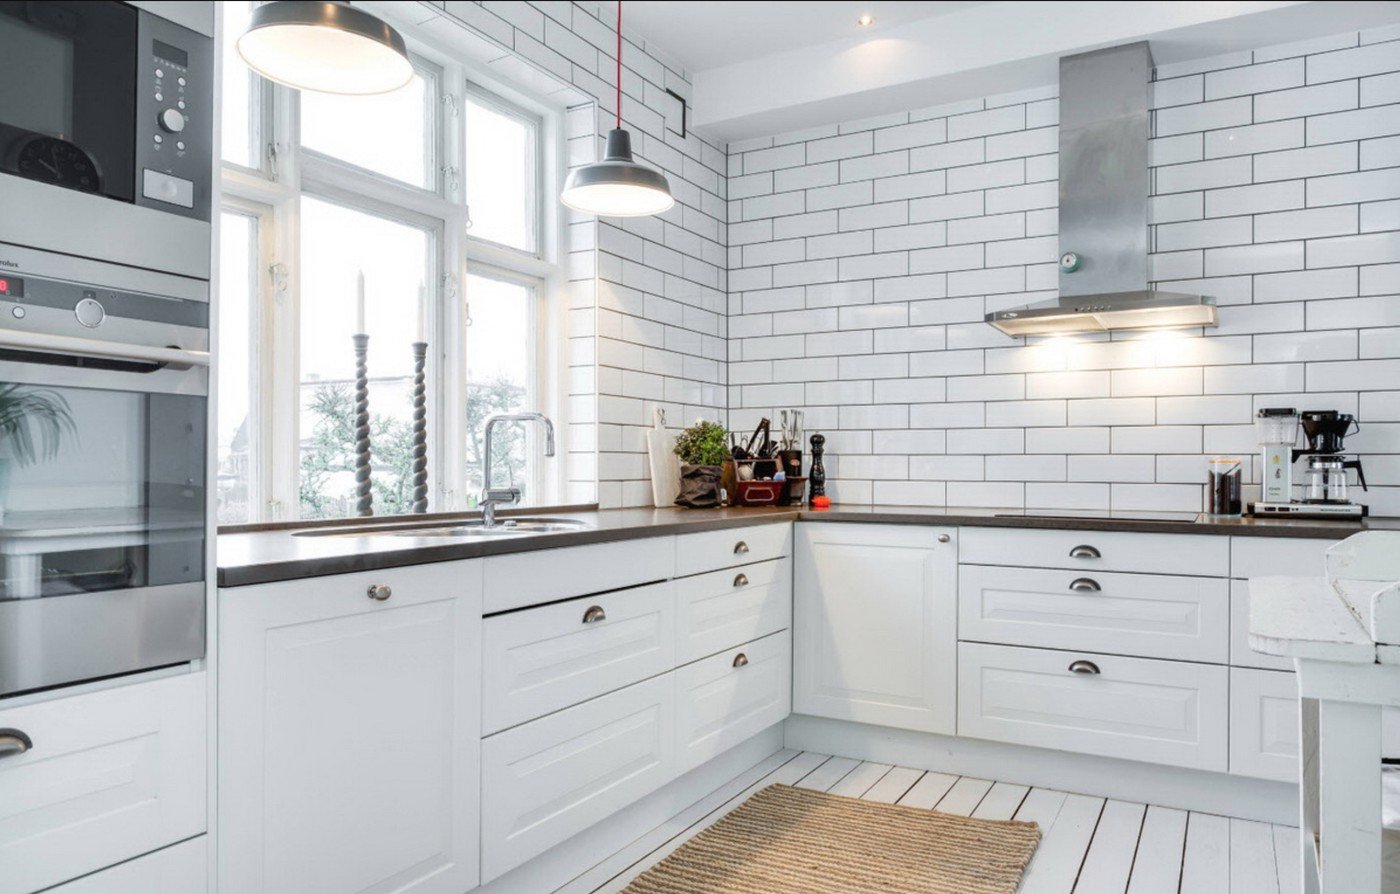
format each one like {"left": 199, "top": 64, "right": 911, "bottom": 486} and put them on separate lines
{"left": 481, "top": 412, "right": 555, "bottom": 527}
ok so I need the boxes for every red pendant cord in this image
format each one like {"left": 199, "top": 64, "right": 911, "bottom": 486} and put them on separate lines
{"left": 615, "top": 1, "right": 623, "bottom": 129}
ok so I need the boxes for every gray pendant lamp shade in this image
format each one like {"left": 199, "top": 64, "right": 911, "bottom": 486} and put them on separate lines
{"left": 236, "top": 1, "right": 414, "bottom": 95}
{"left": 559, "top": 1, "right": 674, "bottom": 217}
{"left": 561, "top": 128, "right": 675, "bottom": 217}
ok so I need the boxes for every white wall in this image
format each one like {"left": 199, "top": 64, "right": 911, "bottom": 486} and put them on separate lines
{"left": 725, "top": 27, "right": 1400, "bottom": 515}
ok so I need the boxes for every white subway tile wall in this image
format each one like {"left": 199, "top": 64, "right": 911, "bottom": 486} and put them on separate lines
{"left": 437, "top": 1, "right": 728, "bottom": 508}
{"left": 726, "top": 29, "right": 1400, "bottom": 513}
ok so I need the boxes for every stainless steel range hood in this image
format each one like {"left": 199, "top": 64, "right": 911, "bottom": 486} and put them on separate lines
{"left": 986, "top": 42, "right": 1217, "bottom": 337}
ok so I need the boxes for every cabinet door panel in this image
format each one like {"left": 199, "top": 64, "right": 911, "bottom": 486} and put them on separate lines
{"left": 794, "top": 523, "right": 957, "bottom": 734}
{"left": 1229, "top": 667, "right": 1299, "bottom": 782}
{"left": 674, "top": 523, "right": 792, "bottom": 578}
{"left": 480, "top": 675, "right": 675, "bottom": 882}
{"left": 675, "top": 631, "right": 791, "bottom": 773}
{"left": 675, "top": 559, "right": 790, "bottom": 663}
{"left": 960, "top": 527, "right": 1229, "bottom": 577}
{"left": 45, "top": 836, "right": 206, "bottom": 894}
{"left": 960, "top": 565, "right": 1229, "bottom": 662}
{"left": 958, "top": 642, "right": 1228, "bottom": 772}
{"left": 218, "top": 562, "right": 481, "bottom": 894}
{"left": 483, "top": 581, "right": 675, "bottom": 734}
{"left": 0, "top": 673, "right": 205, "bottom": 894}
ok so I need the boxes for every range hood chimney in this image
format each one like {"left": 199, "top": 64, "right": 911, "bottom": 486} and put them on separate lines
{"left": 986, "top": 42, "right": 1217, "bottom": 336}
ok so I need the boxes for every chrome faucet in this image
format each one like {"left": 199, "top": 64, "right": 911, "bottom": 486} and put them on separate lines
{"left": 480, "top": 412, "right": 555, "bottom": 527}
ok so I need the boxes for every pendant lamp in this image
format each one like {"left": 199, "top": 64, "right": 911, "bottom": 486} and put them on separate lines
{"left": 560, "top": 2, "right": 675, "bottom": 217}
{"left": 237, "top": 1, "right": 414, "bottom": 95}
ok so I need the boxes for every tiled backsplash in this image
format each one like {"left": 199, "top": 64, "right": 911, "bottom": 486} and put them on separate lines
{"left": 725, "top": 27, "right": 1400, "bottom": 514}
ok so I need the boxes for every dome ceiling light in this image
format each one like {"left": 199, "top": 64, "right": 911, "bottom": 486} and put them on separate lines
{"left": 559, "top": 1, "right": 675, "bottom": 217}
{"left": 237, "top": 1, "right": 414, "bottom": 95}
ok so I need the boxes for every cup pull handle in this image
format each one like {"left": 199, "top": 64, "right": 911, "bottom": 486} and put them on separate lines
{"left": 734, "top": 541, "right": 749, "bottom": 555}
{"left": 734, "top": 573, "right": 749, "bottom": 587}
{"left": 733, "top": 653, "right": 749, "bottom": 668}
{"left": 0, "top": 728, "right": 33, "bottom": 759}
{"left": 1069, "top": 578, "right": 1101, "bottom": 592}
{"left": 1069, "top": 545, "right": 1101, "bottom": 559}
{"left": 1069, "top": 660, "right": 1101, "bottom": 675}
{"left": 367, "top": 584, "right": 392, "bottom": 601}
{"left": 582, "top": 605, "right": 607, "bottom": 624}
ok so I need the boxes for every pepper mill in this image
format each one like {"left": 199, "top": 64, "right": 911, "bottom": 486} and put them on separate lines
{"left": 808, "top": 433, "right": 826, "bottom": 504}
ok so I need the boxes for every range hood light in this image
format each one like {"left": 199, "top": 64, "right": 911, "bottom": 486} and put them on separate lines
{"left": 988, "top": 292, "right": 1218, "bottom": 336}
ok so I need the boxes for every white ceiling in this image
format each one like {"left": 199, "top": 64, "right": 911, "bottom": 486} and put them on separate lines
{"left": 618, "top": 1, "right": 989, "bottom": 72}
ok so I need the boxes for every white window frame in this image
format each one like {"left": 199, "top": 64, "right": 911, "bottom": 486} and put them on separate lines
{"left": 215, "top": 3, "right": 570, "bottom": 525}
{"left": 462, "top": 80, "right": 544, "bottom": 258}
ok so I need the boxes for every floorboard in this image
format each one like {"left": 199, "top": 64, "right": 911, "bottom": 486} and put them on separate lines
{"left": 582, "top": 750, "right": 1297, "bottom": 894}
{"left": 1074, "top": 800, "right": 1146, "bottom": 894}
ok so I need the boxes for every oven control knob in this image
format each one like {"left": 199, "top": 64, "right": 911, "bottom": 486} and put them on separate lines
{"left": 75, "top": 297, "right": 105, "bottom": 328}
{"left": 158, "top": 108, "right": 186, "bottom": 133}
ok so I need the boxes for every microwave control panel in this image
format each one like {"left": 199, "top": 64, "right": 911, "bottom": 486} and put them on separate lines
{"left": 132, "top": 9, "right": 212, "bottom": 222}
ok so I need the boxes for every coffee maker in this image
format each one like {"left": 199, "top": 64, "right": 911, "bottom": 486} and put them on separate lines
{"left": 1250, "top": 409, "right": 1369, "bottom": 518}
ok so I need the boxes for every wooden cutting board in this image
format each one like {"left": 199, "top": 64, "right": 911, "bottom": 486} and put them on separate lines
{"left": 647, "top": 409, "right": 681, "bottom": 508}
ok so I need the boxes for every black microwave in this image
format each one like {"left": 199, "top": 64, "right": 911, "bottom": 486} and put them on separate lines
{"left": 0, "top": 1, "right": 212, "bottom": 221}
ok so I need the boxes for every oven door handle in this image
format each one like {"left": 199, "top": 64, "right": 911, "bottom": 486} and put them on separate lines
{"left": 0, "top": 329, "right": 210, "bottom": 368}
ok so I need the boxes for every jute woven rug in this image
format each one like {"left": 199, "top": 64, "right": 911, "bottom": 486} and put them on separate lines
{"left": 622, "top": 783, "right": 1041, "bottom": 894}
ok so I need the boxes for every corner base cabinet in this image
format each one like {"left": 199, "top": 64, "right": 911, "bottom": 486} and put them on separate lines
{"left": 218, "top": 561, "right": 483, "bottom": 894}
{"left": 794, "top": 522, "right": 957, "bottom": 734}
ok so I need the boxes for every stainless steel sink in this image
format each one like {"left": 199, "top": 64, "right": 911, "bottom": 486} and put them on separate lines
{"left": 294, "top": 517, "right": 592, "bottom": 538}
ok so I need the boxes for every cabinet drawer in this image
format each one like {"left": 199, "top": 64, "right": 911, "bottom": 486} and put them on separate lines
{"left": 1229, "top": 667, "right": 1298, "bottom": 783}
{"left": 959, "top": 565, "right": 1229, "bottom": 663}
{"left": 960, "top": 527, "right": 1229, "bottom": 577}
{"left": 957, "top": 642, "right": 1228, "bottom": 772}
{"left": 484, "top": 536, "right": 674, "bottom": 613}
{"left": 1230, "top": 580, "right": 1294, "bottom": 671}
{"left": 0, "top": 673, "right": 206, "bottom": 894}
{"left": 675, "top": 523, "right": 792, "bottom": 578}
{"left": 675, "top": 631, "right": 791, "bottom": 773}
{"left": 675, "top": 558, "right": 791, "bottom": 663}
{"left": 45, "top": 837, "right": 206, "bottom": 894}
{"left": 1230, "top": 536, "right": 1336, "bottom": 579}
{"left": 481, "top": 675, "right": 675, "bottom": 882}
{"left": 483, "top": 582, "right": 675, "bottom": 734}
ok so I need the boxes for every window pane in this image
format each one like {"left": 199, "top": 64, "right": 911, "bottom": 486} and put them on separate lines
{"left": 464, "top": 93, "right": 537, "bottom": 252}
{"left": 220, "top": 1, "right": 259, "bottom": 168}
{"left": 465, "top": 273, "right": 534, "bottom": 503}
{"left": 217, "top": 211, "right": 257, "bottom": 524}
{"left": 301, "top": 72, "right": 432, "bottom": 188}
{"left": 299, "top": 197, "right": 431, "bottom": 519}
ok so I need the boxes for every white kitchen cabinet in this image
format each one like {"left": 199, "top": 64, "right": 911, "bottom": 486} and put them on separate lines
{"left": 1230, "top": 580, "right": 1296, "bottom": 671}
{"left": 483, "top": 581, "right": 675, "bottom": 734}
{"left": 480, "top": 674, "right": 676, "bottom": 882}
{"left": 218, "top": 561, "right": 482, "bottom": 894}
{"left": 957, "top": 641, "right": 1229, "bottom": 772}
{"left": 674, "top": 630, "right": 791, "bottom": 773}
{"left": 674, "top": 522, "right": 792, "bottom": 578}
{"left": 483, "top": 536, "right": 673, "bottom": 613}
{"left": 1229, "top": 666, "right": 1300, "bottom": 782}
{"left": 960, "top": 527, "right": 1231, "bottom": 577}
{"left": 794, "top": 523, "right": 957, "bottom": 734}
{"left": 675, "top": 558, "right": 791, "bottom": 663}
{"left": 959, "top": 565, "right": 1230, "bottom": 663}
{"left": 0, "top": 671, "right": 206, "bottom": 894}
{"left": 44, "top": 836, "right": 206, "bottom": 894}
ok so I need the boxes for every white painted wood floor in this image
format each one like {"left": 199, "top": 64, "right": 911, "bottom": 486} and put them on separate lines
{"left": 560, "top": 750, "right": 1300, "bottom": 894}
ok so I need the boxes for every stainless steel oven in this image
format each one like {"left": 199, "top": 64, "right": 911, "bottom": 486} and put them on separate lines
{"left": 0, "top": 242, "right": 207, "bottom": 697}
{"left": 0, "top": 1, "right": 213, "bottom": 279}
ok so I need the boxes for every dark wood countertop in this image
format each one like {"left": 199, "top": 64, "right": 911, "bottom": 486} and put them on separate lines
{"left": 216, "top": 504, "right": 1395, "bottom": 588}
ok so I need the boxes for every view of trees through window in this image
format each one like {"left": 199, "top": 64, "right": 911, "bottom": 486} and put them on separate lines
{"left": 215, "top": 3, "right": 549, "bottom": 524}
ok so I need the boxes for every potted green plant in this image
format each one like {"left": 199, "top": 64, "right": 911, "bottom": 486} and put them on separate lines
{"left": 672, "top": 418, "right": 728, "bottom": 508}
{"left": 0, "top": 384, "right": 75, "bottom": 523}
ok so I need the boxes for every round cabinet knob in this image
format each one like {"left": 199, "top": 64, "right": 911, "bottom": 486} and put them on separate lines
{"left": 366, "top": 583, "right": 392, "bottom": 601}
{"left": 937, "top": 533, "right": 951, "bottom": 543}
{"left": 74, "top": 297, "right": 105, "bottom": 328}
{"left": 158, "top": 108, "right": 187, "bottom": 133}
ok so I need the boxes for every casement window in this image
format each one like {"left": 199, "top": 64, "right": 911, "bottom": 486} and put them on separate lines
{"left": 215, "top": 2, "right": 560, "bottom": 525}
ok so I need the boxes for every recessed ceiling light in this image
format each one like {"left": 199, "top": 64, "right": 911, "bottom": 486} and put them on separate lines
{"left": 857, "top": 13, "right": 875, "bottom": 26}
